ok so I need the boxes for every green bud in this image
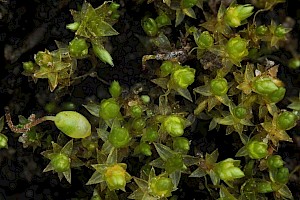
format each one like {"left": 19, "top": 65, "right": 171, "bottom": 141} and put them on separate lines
{"left": 99, "top": 98, "right": 121, "bottom": 120}
{"left": 105, "top": 164, "right": 127, "bottom": 190}
{"left": 210, "top": 78, "right": 229, "bottom": 96}
{"left": 61, "top": 102, "right": 77, "bottom": 111}
{"left": 233, "top": 106, "right": 247, "bottom": 119}
{"left": 50, "top": 153, "right": 70, "bottom": 173}
{"left": 170, "top": 67, "right": 196, "bottom": 89}
{"left": 53, "top": 111, "right": 91, "bottom": 138}
{"left": 141, "top": 95, "right": 150, "bottom": 104}
{"left": 194, "top": 31, "right": 214, "bottom": 49}
{"left": 276, "top": 111, "right": 297, "bottom": 130}
{"left": 155, "top": 13, "right": 171, "bottom": 28}
{"left": 253, "top": 78, "right": 278, "bottom": 95}
{"left": 142, "top": 125, "right": 159, "bottom": 142}
{"left": 0, "top": 134, "right": 8, "bottom": 149}
{"left": 92, "top": 44, "right": 114, "bottom": 66}
{"left": 224, "top": 4, "right": 254, "bottom": 27}
{"left": 109, "top": 2, "right": 120, "bottom": 11}
{"left": 257, "top": 181, "right": 273, "bottom": 193}
{"left": 23, "top": 61, "right": 35, "bottom": 73}
{"left": 69, "top": 38, "right": 89, "bottom": 58}
{"left": 215, "top": 158, "right": 245, "bottom": 181}
{"left": 66, "top": 22, "right": 80, "bottom": 31}
{"left": 111, "top": 12, "right": 120, "bottom": 20}
{"left": 181, "top": 0, "right": 198, "bottom": 9}
{"left": 160, "top": 61, "right": 174, "bottom": 77}
{"left": 274, "top": 25, "right": 291, "bottom": 38}
{"left": 266, "top": 87, "right": 286, "bottom": 103}
{"left": 288, "top": 58, "right": 300, "bottom": 69}
{"left": 142, "top": 18, "right": 158, "bottom": 37}
{"left": 130, "top": 105, "right": 143, "bottom": 118}
{"left": 149, "top": 177, "right": 173, "bottom": 198}
{"left": 274, "top": 167, "right": 289, "bottom": 184}
{"left": 247, "top": 141, "right": 268, "bottom": 159}
{"left": 109, "top": 80, "right": 122, "bottom": 98}
{"left": 267, "top": 155, "right": 284, "bottom": 169}
{"left": 165, "top": 154, "right": 186, "bottom": 173}
{"left": 108, "top": 127, "right": 131, "bottom": 148}
{"left": 256, "top": 25, "right": 268, "bottom": 36}
{"left": 226, "top": 36, "right": 249, "bottom": 63}
{"left": 135, "top": 142, "right": 152, "bottom": 156}
{"left": 34, "top": 51, "right": 53, "bottom": 68}
{"left": 173, "top": 137, "right": 190, "bottom": 154}
{"left": 162, "top": 115, "right": 185, "bottom": 137}
{"left": 44, "top": 102, "right": 57, "bottom": 113}
{"left": 132, "top": 117, "right": 146, "bottom": 131}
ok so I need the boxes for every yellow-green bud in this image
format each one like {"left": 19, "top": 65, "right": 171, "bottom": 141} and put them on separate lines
{"left": 0, "top": 134, "right": 8, "bottom": 149}
{"left": 246, "top": 141, "right": 268, "bottom": 159}
{"left": 142, "top": 125, "right": 159, "bottom": 142}
{"left": 274, "top": 167, "right": 289, "bottom": 184}
{"left": 215, "top": 158, "right": 245, "bottom": 181}
{"left": 69, "top": 38, "right": 89, "bottom": 58}
{"left": 109, "top": 80, "right": 122, "bottom": 98}
{"left": 132, "top": 117, "right": 146, "bottom": 131}
{"left": 274, "top": 25, "right": 291, "bottom": 38}
{"left": 266, "top": 87, "right": 286, "bottom": 103}
{"left": 34, "top": 51, "right": 53, "bottom": 68}
{"left": 99, "top": 98, "right": 121, "bottom": 120}
{"left": 108, "top": 127, "right": 131, "bottom": 148}
{"left": 135, "top": 142, "right": 152, "bottom": 156}
{"left": 155, "top": 13, "right": 171, "bottom": 28}
{"left": 149, "top": 177, "right": 174, "bottom": 198}
{"left": 256, "top": 25, "right": 268, "bottom": 36}
{"left": 170, "top": 67, "right": 196, "bottom": 89}
{"left": 253, "top": 78, "right": 278, "bottom": 95}
{"left": 23, "top": 61, "right": 35, "bottom": 73}
{"left": 92, "top": 44, "right": 114, "bottom": 66}
{"left": 165, "top": 154, "right": 186, "bottom": 174}
{"left": 210, "top": 78, "right": 229, "bottom": 96}
{"left": 267, "top": 155, "right": 284, "bottom": 169}
{"left": 194, "top": 31, "right": 214, "bottom": 49}
{"left": 141, "top": 95, "right": 150, "bottom": 104}
{"left": 233, "top": 106, "right": 247, "bottom": 119}
{"left": 160, "top": 61, "right": 174, "bottom": 77}
{"left": 276, "top": 111, "right": 297, "bottom": 130}
{"left": 105, "top": 164, "right": 127, "bottom": 190}
{"left": 257, "top": 181, "right": 273, "bottom": 193}
{"left": 162, "top": 115, "right": 185, "bottom": 137}
{"left": 288, "top": 58, "right": 300, "bottom": 69}
{"left": 50, "top": 153, "right": 70, "bottom": 173}
{"left": 173, "top": 137, "right": 190, "bottom": 154}
{"left": 226, "top": 36, "right": 249, "bottom": 63}
{"left": 224, "top": 4, "right": 254, "bottom": 28}
{"left": 66, "top": 22, "right": 80, "bottom": 31}
{"left": 142, "top": 18, "right": 158, "bottom": 37}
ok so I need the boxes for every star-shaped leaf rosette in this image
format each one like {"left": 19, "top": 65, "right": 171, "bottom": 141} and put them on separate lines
{"left": 41, "top": 140, "right": 84, "bottom": 183}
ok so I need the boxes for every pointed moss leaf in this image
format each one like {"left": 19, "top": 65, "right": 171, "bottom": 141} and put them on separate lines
{"left": 219, "top": 185, "right": 238, "bottom": 200}
{"left": 190, "top": 167, "right": 206, "bottom": 178}
{"left": 87, "top": 20, "right": 118, "bottom": 37}
{"left": 183, "top": 155, "right": 200, "bottom": 166}
{"left": 63, "top": 169, "right": 72, "bottom": 184}
{"left": 58, "top": 173, "right": 63, "bottom": 181}
{"left": 52, "top": 142, "right": 62, "bottom": 153}
{"left": 154, "top": 143, "right": 175, "bottom": 161}
{"left": 106, "top": 148, "right": 118, "bottom": 164}
{"left": 61, "top": 140, "right": 73, "bottom": 156}
{"left": 206, "top": 149, "right": 219, "bottom": 164}
{"left": 176, "top": 88, "right": 193, "bottom": 102}
{"left": 83, "top": 103, "right": 100, "bottom": 117}
{"left": 97, "top": 128, "right": 109, "bottom": 142}
{"left": 235, "top": 146, "right": 248, "bottom": 157}
{"left": 194, "top": 85, "right": 212, "bottom": 96}
{"left": 163, "top": 0, "right": 171, "bottom": 6}
{"left": 149, "top": 167, "right": 156, "bottom": 180}
{"left": 209, "top": 169, "right": 220, "bottom": 185}
{"left": 175, "top": 10, "right": 185, "bottom": 27}
{"left": 183, "top": 8, "right": 196, "bottom": 18}
{"left": 86, "top": 171, "right": 104, "bottom": 185}
{"left": 209, "top": 118, "right": 218, "bottom": 131}
{"left": 278, "top": 185, "right": 294, "bottom": 200}
{"left": 215, "top": 116, "right": 235, "bottom": 126}
{"left": 170, "top": 171, "right": 181, "bottom": 189}
{"left": 133, "top": 177, "right": 148, "bottom": 192}
{"left": 101, "top": 141, "right": 114, "bottom": 154}
{"left": 287, "top": 102, "right": 300, "bottom": 110}
{"left": 240, "top": 119, "right": 254, "bottom": 126}
{"left": 70, "top": 157, "right": 85, "bottom": 168}
{"left": 151, "top": 78, "right": 168, "bottom": 89}
{"left": 149, "top": 158, "right": 165, "bottom": 169}
{"left": 150, "top": 33, "right": 171, "bottom": 50}
{"left": 43, "top": 163, "right": 54, "bottom": 172}
{"left": 239, "top": 133, "right": 249, "bottom": 145}
{"left": 127, "top": 189, "right": 144, "bottom": 199}
{"left": 0, "top": 116, "right": 4, "bottom": 132}
{"left": 97, "top": 149, "right": 107, "bottom": 164}
{"left": 41, "top": 150, "right": 54, "bottom": 160}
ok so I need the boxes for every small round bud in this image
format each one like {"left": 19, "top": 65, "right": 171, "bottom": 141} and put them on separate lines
{"left": 0, "top": 134, "right": 8, "bottom": 149}
{"left": 246, "top": 141, "right": 268, "bottom": 159}
{"left": 215, "top": 158, "right": 245, "bottom": 181}
{"left": 195, "top": 31, "right": 214, "bottom": 49}
{"left": 181, "top": 0, "right": 198, "bottom": 9}
{"left": 149, "top": 177, "right": 174, "bottom": 198}
{"left": 210, "top": 78, "right": 229, "bottom": 96}
{"left": 109, "top": 2, "right": 120, "bottom": 11}
{"left": 266, "top": 87, "right": 286, "bottom": 103}
{"left": 23, "top": 61, "right": 35, "bottom": 73}
{"left": 66, "top": 22, "right": 80, "bottom": 31}
{"left": 162, "top": 115, "right": 185, "bottom": 137}
{"left": 50, "top": 153, "right": 70, "bottom": 173}
{"left": 267, "top": 155, "right": 284, "bottom": 169}
{"left": 54, "top": 111, "right": 91, "bottom": 138}
{"left": 142, "top": 125, "right": 159, "bottom": 142}
{"left": 108, "top": 127, "right": 131, "bottom": 148}
{"left": 92, "top": 44, "right": 114, "bottom": 66}
{"left": 142, "top": 18, "right": 158, "bottom": 37}
{"left": 233, "top": 106, "right": 247, "bottom": 119}
{"left": 288, "top": 58, "right": 300, "bottom": 69}
{"left": 274, "top": 167, "right": 289, "bottom": 184}
{"left": 135, "top": 142, "right": 152, "bottom": 156}
{"left": 130, "top": 105, "right": 143, "bottom": 118}
{"left": 99, "top": 98, "right": 121, "bottom": 120}
{"left": 141, "top": 95, "right": 150, "bottom": 104}
{"left": 105, "top": 164, "right": 127, "bottom": 190}
{"left": 274, "top": 25, "right": 291, "bottom": 38}
{"left": 109, "top": 81, "right": 122, "bottom": 98}
{"left": 276, "top": 111, "right": 297, "bottom": 130}
{"left": 257, "top": 181, "right": 273, "bottom": 193}
{"left": 34, "top": 51, "right": 53, "bottom": 68}
{"left": 170, "top": 67, "right": 196, "bottom": 89}
{"left": 131, "top": 117, "right": 146, "bottom": 131}
{"left": 253, "top": 78, "right": 278, "bottom": 95}
{"left": 256, "top": 25, "right": 268, "bottom": 36}
{"left": 155, "top": 13, "right": 171, "bottom": 28}
{"left": 226, "top": 36, "right": 249, "bottom": 63}
{"left": 165, "top": 154, "right": 186, "bottom": 174}
{"left": 160, "top": 61, "right": 174, "bottom": 77}
{"left": 69, "top": 38, "right": 89, "bottom": 58}
{"left": 224, "top": 4, "right": 254, "bottom": 28}
{"left": 173, "top": 137, "right": 190, "bottom": 154}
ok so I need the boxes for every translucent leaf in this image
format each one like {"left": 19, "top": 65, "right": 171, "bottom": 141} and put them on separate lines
{"left": 133, "top": 177, "right": 148, "bottom": 192}
{"left": 0, "top": 116, "right": 4, "bottom": 132}
{"left": 189, "top": 167, "right": 206, "bottom": 178}
{"left": 214, "top": 116, "right": 235, "bottom": 126}
{"left": 175, "top": 10, "right": 185, "bottom": 27}
{"left": 101, "top": 141, "right": 114, "bottom": 154}
{"left": 86, "top": 171, "right": 104, "bottom": 185}
{"left": 170, "top": 171, "right": 181, "bottom": 189}
{"left": 267, "top": 103, "right": 279, "bottom": 116}
{"left": 207, "top": 97, "right": 220, "bottom": 111}
{"left": 87, "top": 20, "right": 119, "bottom": 37}
{"left": 183, "top": 155, "right": 200, "bottom": 166}
{"left": 209, "top": 118, "right": 218, "bottom": 131}
{"left": 209, "top": 169, "right": 220, "bottom": 185}
{"left": 163, "top": 0, "right": 171, "bottom": 6}
{"left": 194, "top": 100, "right": 207, "bottom": 115}
{"left": 240, "top": 119, "right": 254, "bottom": 126}
{"left": 235, "top": 146, "right": 248, "bottom": 157}
{"left": 219, "top": 185, "right": 238, "bottom": 200}
{"left": 106, "top": 148, "right": 118, "bottom": 164}
{"left": 206, "top": 149, "right": 219, "bottom": 164}
{"left": 176, "top": 88, "right": 193, "bottom": 102}
{"left": 97, "top": 128, "right": 109, "bottom": 142}
{"left": 52, "top": 142, "right": 62, "bottom": 153}
{"left": 83, "top": 103, "right": 100, "bottom": 117}
{"left": 149, "top": 158, "right": 165, "bottom": 169}
{"left": 43, "top": 163, "right": 54, "bottom": 172}
{"left": 151, "top": 33, "right": 171, "bottom": 50}
{"left": 239, "top": 133, "right": 249, "bottom": 145}
{"left": 151, "top": 78, "right": 168, "bottom": 89}
{"left": 278, "top": 185, "right": 294, "bottom": 200}
{"left": 97, "top": 149, "right": 107, "bottom": 164}
{"left": 63, "top": 168, "right": 71, "bottom": 184}
{"left": 61, "top": 139, "right": 73, "bottom": 156}
{"left": 183, "top": 8, "right": 196, "bottom": 19}
{"left": 153, "top": 143, "right": 175, "bottom": 161}
{"left": 287, "top": 102, "right": 300, "bottom": 111}
{"left": 193, "top": 85, "right": 212, "bottom": 96}
{"left": 70, "top": 157, "right": 85, "bottom": 168}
